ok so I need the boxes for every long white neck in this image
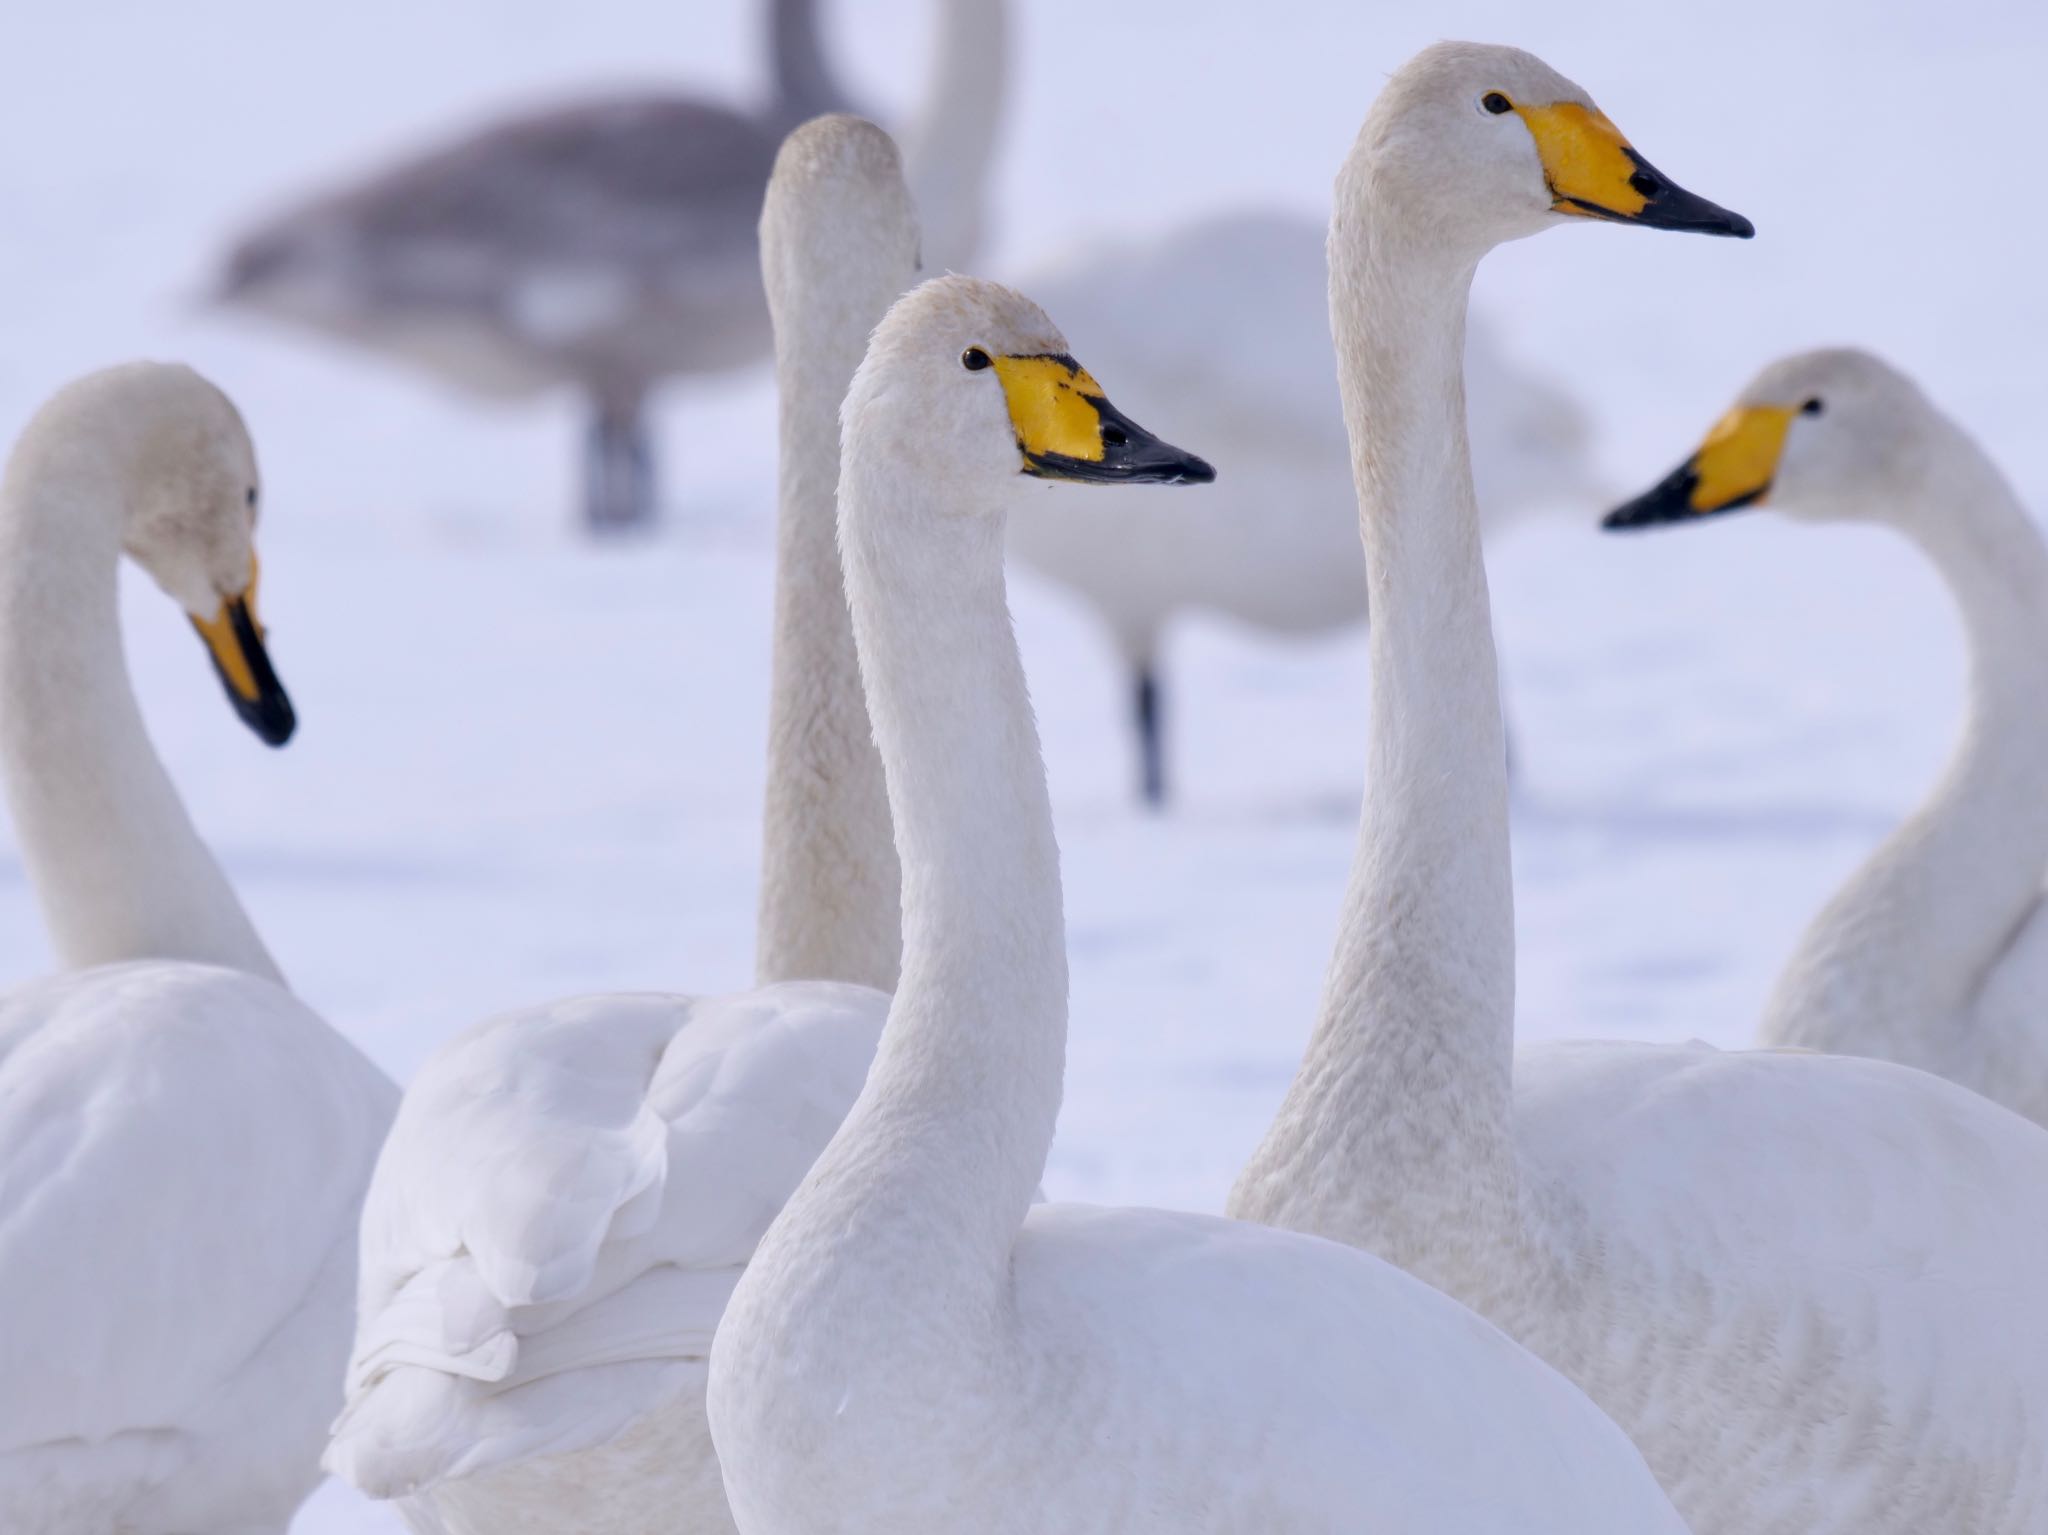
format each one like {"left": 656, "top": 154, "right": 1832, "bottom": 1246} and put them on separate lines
{"left": 1765, "top": 441, "right": 2048, "bottom": 1049}
{"left": 901, "top": 0, "right": 1005, "bottom": 274}
{"left": 0, "top": 419, "right": 281, "bottom": 984}
{"left": 1233, "top": 158, "right": 1521, "bottom": 1266}
{"left": 753, "top": 204, "right": 906, "bottom": 994}
{"left": 813, "top": 460, "right": 1065, "bottom": 1311}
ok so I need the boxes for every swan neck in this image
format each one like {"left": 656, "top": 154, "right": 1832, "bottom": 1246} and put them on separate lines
{"left": 766, "top": 0, "right": 851, "bottom": 121}
{"left": 0, "top": 431, "right": 280, "bottom": 983}
{"left": 754, "top": 272, "right": 904, "bottom": 992}
{"left": 901, "top": 0, "right": 1005, "bottom": 273}
{"left": 827, "top": 460, "right": 1065, "bottom": 1297}
{"left": 1768, "top": 443, "right": 2048, "bottom": 1042}
{"left": 1235, "top": 172, "right": 1519, "bottom": 1255}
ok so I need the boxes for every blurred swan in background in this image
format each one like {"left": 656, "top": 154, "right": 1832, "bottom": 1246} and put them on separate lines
{"left": 0, "top": 364, "right": 395, "bottom": 1534}
{"left": 705, "top": 269, "right": 1687, "bottom": 1535}
{"left": 1230, "top": 44, "right": 2048, "bottom": 1533}
{"left": 324, "top": 117, "right": 911, "bottom": 1535}
{"left": 1013, "top": 209, "right": 1602, "bottom": 804}
{"left": 1605, "top": 347, "right": 2048, "bottom": 1127}
{"left": 216, "top": 0, "right": 1004, "bottom": 532}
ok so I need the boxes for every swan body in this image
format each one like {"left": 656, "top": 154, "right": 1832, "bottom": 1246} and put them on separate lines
{"left": 326, "top": 117, "right": 917, "bottom": 1534}
{"left": 1231, "top": 45, "right": 2048, "bottom": 1534}
{"left": 326, "top": 982, "right": 890, "bottom": 1532}
{"left": 0, "top": 364, "right": 396, "bottom": 1533}
{"left": 707, "top": 273, "right": 1687, "bottom": 1534}
{"left": 1011, "top": 210, "right": 1601, "bottom": 801}
{"left": 1604, "top": 348, "right": 2048, "bottom": 1128}
{"left": 218, "top": 0, "right": 1004, "bottom": 530}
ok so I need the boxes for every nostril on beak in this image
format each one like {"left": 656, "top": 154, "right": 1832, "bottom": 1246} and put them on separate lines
{"left": 1628, "top": 171, "right": 1662, "bottom": 200}
{"left": 1103, "top": 425, "right": 1128, "bottom": 448}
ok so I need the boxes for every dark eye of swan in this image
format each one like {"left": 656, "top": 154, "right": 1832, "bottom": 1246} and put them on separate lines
{"left": 1800, "top": 398, "right": 1824, "bottom": 417}
{"left": 245, "top": 486, "right": 258, "bottom": 507}
{"left": 1481, "top": 92, "right": 1513, "bottom": 115}
{"left": 961, "top": 346, "right": 992, "bottom": 372}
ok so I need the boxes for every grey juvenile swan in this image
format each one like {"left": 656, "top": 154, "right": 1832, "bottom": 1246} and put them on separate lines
{"left": 217, "top": 0, "right": 1004, "bottom": 531}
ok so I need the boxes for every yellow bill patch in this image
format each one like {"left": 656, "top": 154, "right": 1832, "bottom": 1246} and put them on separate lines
{"left": 1515, "top": 101, "right": 1646, "bottom": 219}
{"left": 191, "top": 554, "right": 264, "bottom": 702}
{"left": 1691, "top": 404, "right": 1796, "bottom": 512}
{"left": 990, "top": 353, "right": 1107, "bottom": 464}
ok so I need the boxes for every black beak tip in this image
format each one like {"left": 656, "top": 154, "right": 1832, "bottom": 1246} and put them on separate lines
{"left": 232, "top": 685, "right": 297, "bottom": 747}
{"left": 1647, "top": 194, "right": 1756, "bottom": 239}
{"left": 1176, "top": 453, "right": 1218, "bottom": 486}
{"left": 1717, "top": 208, "right": 1757, "bottom": 240}
{"left": 1621, "top": 151, "right": 1755, "bottom": 239}
{"left": 1598, "top": 462, "right": 1704, "bottom": 533}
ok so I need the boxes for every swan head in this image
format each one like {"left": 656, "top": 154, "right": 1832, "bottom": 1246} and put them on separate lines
{"left": 761, "top": 115, "right": 921, "bottom": 336}
{"left": 1355, "top": 43, "right": 1754, "bottom": 253}
{"left": 843, "top": 273, "right": 1215, "bottom": 500}
{"left": 19, "top": 362, "right": 296, "bottom": 746}
{"left": 1602, "top": 350, "right": 1942, "bottom": 532}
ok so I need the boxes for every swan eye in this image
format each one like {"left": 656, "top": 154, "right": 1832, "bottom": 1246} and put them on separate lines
{"left": 245, "top": 487, "right": 258, "bottom": 508}
{"left": 1481, "top": 92, "right": 1513, "bottom": 115}
{"left": 1800, "top": 398, "right": 1824, "bottom": 417}
{"left": 961, "top": 347, "right": 992, "bottom": 372}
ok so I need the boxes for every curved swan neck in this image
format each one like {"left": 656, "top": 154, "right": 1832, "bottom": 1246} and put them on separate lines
{"left": 766, "top": 0, "right": 851, "bottom": 122}
{"left": 0, "top": 408, "right": 280, "bottom": 984}
{"left": 828, "top": 458, "right": 1065, "bottom": 1296}
{"left": 901, "top": 0, "right": 1005, "bottom": 273}
{"left": 753, "top": 165, "right": 910, "bottom": 994}
{"left": 1767, "top": 437, "right": 2048, "bottom": 1042}
{"left": 1234, "top": 157, "right": 1519, "bottom": 1254}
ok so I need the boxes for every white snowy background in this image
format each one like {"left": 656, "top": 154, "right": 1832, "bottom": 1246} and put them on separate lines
{"left": 1, "top": 2, "right": 2042, "bottom": 1527}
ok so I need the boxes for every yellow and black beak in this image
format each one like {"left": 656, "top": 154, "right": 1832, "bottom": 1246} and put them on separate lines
{"left": 191, "top": 560, "right": 296, "bottom": 746}
{"left": 1517, "top": 101, "right": 1754, "bottom": 238}
{"left": 990, "top": 353, "right": 1216, "bottom": 486}
{"left": 1603, "top": 404, "right": 1795, "bottom": 531}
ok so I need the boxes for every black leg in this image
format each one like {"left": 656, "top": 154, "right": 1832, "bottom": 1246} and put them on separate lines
{"left": 1135, "top": 662, "right": 1166, "bottom": 809}
{"left": 584, "top": 398, "right": 656, "bottom": 532}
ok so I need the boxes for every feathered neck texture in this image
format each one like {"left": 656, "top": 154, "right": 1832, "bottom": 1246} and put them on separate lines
{"left": 0, "top": 399, "right": 280, "bottom": 983}
{"left": 752, "top": 137, "right": 910, "bottom": 995}
{"left": 1765, "top": 429, "right": 2048, "bottom": 1052}
{"left": 807, "top": 444, "right": 1066, "bottom": 1315}
{"left": 1231, "top": 140, "right": 1522, "bottom": 1271}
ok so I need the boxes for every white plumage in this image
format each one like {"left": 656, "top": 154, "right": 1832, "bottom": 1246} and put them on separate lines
{"left": 1, "top": 966, "right": 393, "bottom": 1534}
{"left": 1607, "top": 347, "right": 2048, "bottom": 1129}
{"left": 1010, "top": 209, "right": 1602, "bottom": 802}
{"left": 705, "top": 271, "right": 1688, "bottom": 1534}
{"left": 326, "top": 983, "right": 887, "bottom": 1528}
{"left": 326, "top": 117, "right": 919, "bottom": 1534}
{"left": 0, "top": 364, "right": 395, "bottom": 1534}
{"left": 1232, "top": 45, "right": 2048, "bottom": 1533}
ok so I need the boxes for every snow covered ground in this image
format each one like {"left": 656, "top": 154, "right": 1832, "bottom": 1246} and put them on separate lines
{"left": 2, "top": 1, "right": 2043, "bottom": 1528}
